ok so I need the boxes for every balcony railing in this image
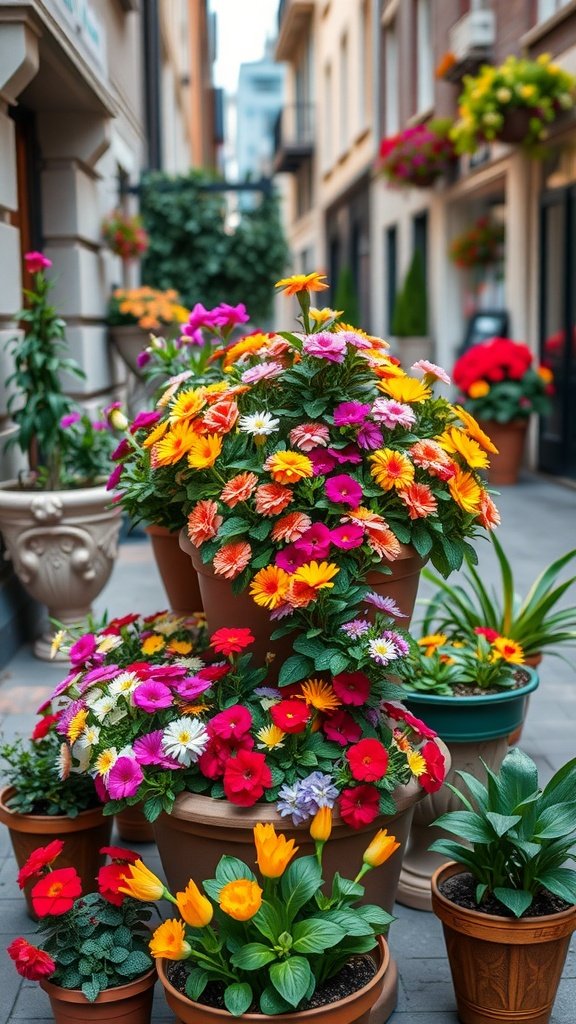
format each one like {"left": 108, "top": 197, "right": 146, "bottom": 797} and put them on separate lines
{"left": 273, "top": 104, "right": 315, "bottom": 174}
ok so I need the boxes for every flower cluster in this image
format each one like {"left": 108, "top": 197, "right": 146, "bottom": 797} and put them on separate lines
{"left": 107, "top": 287, "right": 189, "bottom": 333}
{"left": 119, "top": 819, "right": 397, "bottom": 1015}
{"left": 7, "top": 843, "right": 153, "bottom": 998}
{"left": 449, "top": 216, "right": 505, "bottom": 269}
{"left": 49, "top": 616, "right": 446, "bottom": 826}
{"left": 453, "top": 337, "right": 553, "bottom": 423}
{"left": 452, "top": 53, "right": 576, "bottom": 154}
{"left": 378, "top": 120, "right": 456, "bottom": 188}
{"left": 395, "top": 630, "right": 525, "bottom": 696}
{"left": 101, "top": 210, "right": 149, "bottom": 260}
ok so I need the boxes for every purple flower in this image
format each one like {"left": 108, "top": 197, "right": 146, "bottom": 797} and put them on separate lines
{"left": 111, "top": 438, "right": 131, "bottom": 461}
{"left": 326, "top": 444, "right": 363, "bottom": 465}
{"left": 213, "top": 302, "right": 250, "bottom": 329}
{"left": 241, "top": 362, "right": 283, "bottom": 384}
{"left": 133, "top": 680, "right": 173, "bottom": 712}
{"left": 364, "top": 593, "right": 407, "bottom": 617}
{"left": 303, "top": 332, "right": 347, "bottom": 363}
{"left": 136, "top": 350, "right": 151, "bottom": 368}
{"left": 49, "top": 672, "right": 78, "bottom": 702}
{"left": 382, "top": 630, "right": 410, "bottom": 657}
{"left": 69, "top": 634, "right": 96, "bottom": 666}
{"left": 60, "top": 412, "right": 81, "bottom": 428}
{"left": 133, "top": 730, "right": 181, "bottom": 768}
{"left": 324, "top": 474, "right": 363, "bottom": 508}
{"left": 333, "top": 401, "right": 371, "bottom": 426}
{"left": 276, "top": 782, "right": 310, "bottom": 825}
{"left": 269, "top": 602, "right": 295, "bottom": 621}
{"left": 186, "top": 302, "right": 222, "bottom": 333}
{"left": 357, "top": 421, "right": 384, "bottom": 450}
{"left": 337, "top": 330, "right": 372, "bottom": 349}
{"left": 92, "top": 421, "right": 108, "bottom": 431}
{"left": 277, "top": 772, "right": 338, "bottom": 825}
{"left": 107, "top": 756, "right": 144, "bottom": 799}
{"left": 130, "top": 410, "right": 161, "bottom": 434}
{"left": 371, "top": 398, "right": 416, "bottom": 429}
{"left": 275, "top": 544, "right": 309, "bottom": 572}
{"left": 55, "top": 698, "right": 86, "bottom": 735}
{"left": 106, "top": 463, "right": 123, "bottom": 492}
{"left": 330, "top": 524, "right": 364, "bottom": 549}
{"left": 254, "top": 686, "right": 281, "bottom": 699}
{"left": 294, "top": 523, "right": 332, "bottom": 560}
{"left": 77, "top": 664, "right": 121, "bottom": 693}
{"left": 341, "top": 618, "right": 371, "bottom": 639}
{"left": 308, "top": 449, "right": 337, "bottom": 476}
{"left": 173, "top": 675, "right": 212, "bottom": 700}
{"left": 300, "top": 771, "right": 339, "bottom": 809}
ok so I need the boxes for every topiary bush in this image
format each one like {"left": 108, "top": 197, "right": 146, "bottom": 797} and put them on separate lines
{"left": 391, "top": 250, "right": 428, "bottom": 336}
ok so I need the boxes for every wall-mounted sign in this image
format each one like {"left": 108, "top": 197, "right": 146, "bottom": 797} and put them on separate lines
{"left": 50, "top": 0, "right": 107, "bottom": 74}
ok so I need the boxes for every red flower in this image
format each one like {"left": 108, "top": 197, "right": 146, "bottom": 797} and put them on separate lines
{"left": 332, "top": 672, "right": 371, "bottom": 706}
{"left": 210, "top": 628, "right": 255, "bottom": 656}
{"left": 339, "top": 784, "right": 381, "bottom": 829}
{"left": 208, "top": 705, "right": 253, "bottom": 740}
{"left": 270, "top": 699, "right": 310, "bottom": 734}
{"left": 474, "top": 626, "right": 501, "bottom": 643}
{"left": 322, "top": 709, "right": 362, "bottom": 746}
{"left": 17, "top": 840, "right": 64, "bottom": 890}
{"left": 100, "top": 845, "right": 140, "bottom": 863}
{"left": 31, "top": 713, "right": 59, "bottom": 741}
{"left": 97, "top": 863, "right": 132, "bottom": 906}
{"left": 197, "top": 663, "right": 230, "bottom": 682}
{"left": 31, "top": 867, "right": 82, "bottom": 917}
{"left": 381, "top": 702, "right": 437, "bottom": 739}
{"left": 7, "top": 938, "right": 56, "bottom": 980}
{"left": 418, "top": 741, "right": 446, "bottom": 793}
{"left": 223, "top": 749, "right": 272, "bottom": 806}
{"left": 346, "top": 739, "right": 389, "bottom": 782}
{"left": 105, "top": 613, "right": 140, "bottom": 631}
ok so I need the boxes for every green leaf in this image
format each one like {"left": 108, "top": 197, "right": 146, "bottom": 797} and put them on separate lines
{"left": 355, "top": 904, "right": 395, "bottom": 931}
{"left": 252, "top": 902, "right": 283, "bottom": 943}
{"left": 269, "top": 956, "right": 312, "bottom": 1009}
{"left": 329, "top": 652, "right": 350, "bottom": 675}
{"left": 231, "top": 943, "right": 278, "bottom": 971}
{"left": 291, "top": 917, "right": 345, "bottom": 953}
{"left": 278, "top": 654, "right": 315, "bottom": 687}
{"left": 259, "top": 985, "right": 292, "bottom": 1015}
{"left": 186, "top": 968, "right": 209, "bottom": 1001}
{"left": 321, "top": 908, "right": 375, "bottom": 936}
{"left": 108, "top": 947, "right": 129, "bottom": 964}
{"left": 116, "top": 951, "right": 152, "bottom": 976}
{"left": 331, "top": 872, "right": 365, "bottom": 901}
{"left": 225, "top": 982, "right": 253, "bottom": 1017}
{"left": 81, "top": 978, "right": 100, "bottom": 1003}
{"left": 215, "top": 855, "right": 257, "bottom": 885}
{"left": 281, "top": 856, "right": 323, "bottom": 922}
{"left": 493, "top": 887, "right": 533, "bottom": 918}
{"left": 536, "top": 868, "right": 576, "bottom": 904}
{"left": 486, "top": 812, "right": 522, "bottom": 837}
{"left": 432, "top": 810, "right": 494, "bottom": 843}
{"left": 534, "top": 802, "right": 576, "bottom": 839}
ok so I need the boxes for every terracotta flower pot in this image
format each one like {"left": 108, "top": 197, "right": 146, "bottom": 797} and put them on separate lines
{"left": 145, "top": 525, "right": 203, "bottom": 615}
{"left": 431, "top": 862, "right": 576, "bottom": 1024}
{"left": 40, "top": 967, "right": 156, "bottom": 1024}
{"left": 115, "top": 803, "right": 155, "bottom": 844}
{"left": 478, "top": 419, "right": 528, "bottom": 486}
{"left": 156, "top": 936, "right": 388, "bottom": 1024}
{"left": 0, "top": 785, "right": 112, "bottom": 918}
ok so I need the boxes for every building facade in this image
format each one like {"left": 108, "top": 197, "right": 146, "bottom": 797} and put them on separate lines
{"left": 236, "top": 42, "right": 285, "bottom": 207}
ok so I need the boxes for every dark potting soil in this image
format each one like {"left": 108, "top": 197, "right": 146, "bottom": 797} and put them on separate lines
{"left": 439, "top": 871, "right": 572, "bottom": 919}
{"left": 451, "top": 666, "right": 531, "bottom": 698}
{"left": 167, "top": 955, "right": 377, "bottom": 1013}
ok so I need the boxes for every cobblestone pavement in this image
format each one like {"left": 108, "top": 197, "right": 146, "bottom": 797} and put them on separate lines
{"left": 0, "top": 476, "right": 574, "bottom": 1022}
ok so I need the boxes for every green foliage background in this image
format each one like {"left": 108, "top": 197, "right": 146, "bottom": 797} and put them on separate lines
{"left": 391, "top": 249, "right": 428, "bottom": 336}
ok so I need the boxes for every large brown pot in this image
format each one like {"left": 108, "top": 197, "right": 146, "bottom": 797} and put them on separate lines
{"left": 156, "top": 936, "right": 388, "bottom": 1024}
{"left": 146, "top": 525, "right": 203, "bottom": 615}
{"left": 478, "top": 419, "right": 528, "bottom": 486}
{"left": 115, "top": 803, "right": 155, "bottom": 844}
{"left": 431, "top": 862, "right": 576, "bottom": 1024}
{"left": 40, "top": 968, "right": 156, "bottom": 1024}
{"left": 0, "top": 785, "right": 112, "bottom": 918}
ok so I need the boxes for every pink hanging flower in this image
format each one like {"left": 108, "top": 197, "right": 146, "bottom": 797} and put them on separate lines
{"left": 324, "top": 474, "right": 363, "bottom": 508}
{"left": 303, "top": 332, "right": 347, "bottom": 363}
{"left": 106, "top": 756, "right": 144, "bottom": 799}
{"left": 371, "top": 399, "right": 417, "bottom": 429}
{"left": 25, "top": 251, "right": 52, "bottom": 273}
{"left": 132, "top": 680, "right": 173, "bottom": 711}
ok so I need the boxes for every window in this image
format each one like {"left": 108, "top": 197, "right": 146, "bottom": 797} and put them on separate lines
{"left": 385, "top": 225, "right": 398, "bottom": 334}
{"left": 340, "top": 33, "right": 348, "bottom": 154}
{"left": 358, "top": 0, "right": 371, "bottom": 131}
{"left": 416, "top": 0, "right": 434, "bottom": 113}
{"left": 384, "top": 22, "right": 398, "bottom": 134}
{"left": 538, "top": 0, "right": 571, "bottom": 20}
{"left": 324, "top": 62, "right": 333, "bottom": 170}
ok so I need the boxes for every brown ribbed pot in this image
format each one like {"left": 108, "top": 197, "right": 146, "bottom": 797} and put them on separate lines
{"left": 0, "top": 785, "right": 112, "bottom": 918}
{"left": 431, "top": 862, "right": 576, "bottom": 1024}
{"left": 478, "top": 419, "right": 528, "bottom": 486}
{"left": 40, "top": 967, "right": 156, "bottom": 1024}
{"left": 508, "top": 652, "right": 542, "bottom": 745}
{"left": 156, "top": 936, "right": 388, "bottom": 1024}
{"left": 497, "top": 107, "right": 536, "bottom": 145}
{"left": 145, "top": 525, "right": 203, "bottom": 615}
{"left": 115, "top": 803, "right": 155, "bottom": 844}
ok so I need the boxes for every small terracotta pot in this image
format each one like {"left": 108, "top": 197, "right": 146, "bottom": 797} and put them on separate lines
{"left": 156, "top": 936, "right": 388, "bottom": 1023}
{"left": 497, "top": 107, "right": 536, "bottom": 145}
{"left": 40, "top": 967, "right": 156, "bottom": 1024}
{"left": 146, "top": 525, "right": 203, "bottom": 615}
{"left": 115, "top": 803, "right": 155, "bottom": 844}
{"left": 0, "top": 786, "right": 112, "bottom": 918}
{"left": 508, "top": 652, "right": 542, "bottom": 745}
{"left": 478, "top": 419, "right": 528, "bottom": 486}
{"left": 431, "top": 862, "right": 576, "bottom": 1024}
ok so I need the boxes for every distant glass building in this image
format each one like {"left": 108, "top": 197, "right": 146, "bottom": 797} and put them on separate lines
{"left": 236, "top": 42, "right": 285, "bottom": 208}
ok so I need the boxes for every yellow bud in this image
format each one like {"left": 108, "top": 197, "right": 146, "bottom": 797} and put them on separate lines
{"left": 362, "top": 829, "right": 401, "bottom": 868}
{"left": 176, "top": 879, "right": 213, "bottom": 928}
{"left": 109, "top": 408, "right": 128, "bottom": 431}
{"left": 310, "top": 806, "right": 332, "bottom": 843}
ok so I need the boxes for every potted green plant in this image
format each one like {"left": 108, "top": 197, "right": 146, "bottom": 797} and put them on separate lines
{"left": 120, "top": 816, "right": 396, "bottom": 1022}
{"left": 7, "top": 842, "right": 156, "bottom": 1024}
{"left": 392, "top": 632, "right": 539, "bottom": 909}
{"left": 0, "top": 719, "right": 111, "bottom": 917}
{"left": 430, "top": 748, "right": 576, "bottom": 1024}
{"left": 0, "top": 252, "right": 122, "bottom": 658}
{"left": 390, "top": 251, "right": 432, "bottom": 365}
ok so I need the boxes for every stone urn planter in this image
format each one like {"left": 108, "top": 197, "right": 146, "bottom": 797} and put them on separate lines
{"left": 0, "top": 483, "right": 122, "bottom": 659}
{"left": 431, "top": 861, "right": 576, "bottom": 1024}
{"left": 41, "top": 968, "right": 156, "bottom": 1024}
{"left": 146, "top": 525, "right": 203, "bottom": 615}
{"left": 392, "top": 336, "right": 433, "bottom": 366}
{"left": 109, "top": 325, "right": 148, "bottom": 377}
{"left": 157, "top": 936, "right": 388, "bottom": 1024}
{"left": 478, "top": 419, "right": 528, "bottom": 486}
{"left": 396, "top": 667, "right": 539, "bottom": 911}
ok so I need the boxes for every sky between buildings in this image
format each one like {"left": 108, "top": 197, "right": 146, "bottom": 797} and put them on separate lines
{"left": 210, "top": 0, "right": 279, "bottom": 92}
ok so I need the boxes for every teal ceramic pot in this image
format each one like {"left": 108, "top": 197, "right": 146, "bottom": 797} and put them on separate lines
{"left": 403, "top": 666, "right": 539, "bottom": 743}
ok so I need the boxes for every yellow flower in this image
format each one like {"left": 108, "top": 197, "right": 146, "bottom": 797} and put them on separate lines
{"left": 223, "top": 333, "right": 269, "bottom": 368}
{"left": 299, "top": 678, "right": 341, "bottom": 712}
{"left": 94, "top": 747, "right": 118, "bottom": 777}
{"left": 254, "top": 823, "right": 298, "bottom": 878}
{"left": 448, "top": 468, "right": 483, "bottom": 515}
{"left": 310, "top": 806, "right": 332, "bottom": 843}
{"left": 67, "top": 709, "right": 88, "bottom": 743}
{"left": 152, "top": 422, "right": 198, "bottom": 466}
{"left": 275, "top": 272, "right": 329, "bottom": 296}
{"left": 142, "top": 419, "right": 169, "bottom": 447}
{"left": 309, "top": 306, "right": 343, "bottom": 324}
{"left": 369, "top": 448, "right": 415, "bottom": 491}
{"left": 418, "top": 634, "right": 448, "bottom": 656}
{"left": 119, "top": 860, "right": 168, "bottom": 901}
{"left": 218, "top": 878, "right": 263, "bottom": 920}
{"left": 149, "top": 919, "right": 191, "bottom": 960}
{"left": 96, "top": 635, "right": 122, "bottom": 655}
{"left": 407, "top": 750, "right": 427, "bottom": 776}
{"left": 378, "top": 376, "right": 431, "bottom": 403}
{"left": 256, "top": 724, "right": 286, "bottom": 749}
{"left": 492, "top": 636, "right": 525, "bottom": 664}
{"left": 292, "top": 561, "right": 339, "bottom": 590}
{"left": 249, "top": 565, "right": 291, "bottom": 609}
{"left": 267, "top": 450, "right": 313, "bottom": 485}
{"left": 468, "top": 380, "right": 490, "bottom": 399}
{"left": 168, "top": 640, "right": 193, "bottom": 655}
{"left": 438, "top": 427, "right": 489, "bottom": 470}
{"left": 176, "top": 879, "right": 213, "bottom": 928}
{"left": 187, "top": 433, "right": 223, "bottom": 470}
{"left": 50, "top": 629, "right": 65, "bottom": 659}
{"left": 141, "top": 634, "right": 166, "bottom": 655}
{"left": 452, "top": 406, "right": 499, "bottom": 454}
{"left": 362, "top": 829, "right": 401, "bottom": 868}
{"left": 169, "top": 387, "right": 206, "bottom": 423}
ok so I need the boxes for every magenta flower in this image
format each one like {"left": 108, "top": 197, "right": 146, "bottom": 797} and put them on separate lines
{"left": 106, "top": 463, "right": 123, "bottom": 492}
{"left": 48, "top": 672, "right": 77, "bottom": 703}
{"left": 340, "top": 618, "right": 371, "bottom": 639}
{"left": 60, "top": 412, "right": 81, "bottom": 428}
{"left": 371, "top": 398, "right": 416, "bottom": 429}
{"left": 107, "top": 757, "right": 144, "bottom": 799}
{"left": 133, "top": 730, "right": 181, "bottom": 768}
{"left": 136, "top": 350, "right": 151, "bottom": 368}
{"left": 303, "top": 332, "right": 347, "bottom": 363}
{"left": 55, "top": 699, "right": 85, "bottom": 736}
{"left": 330, "top": 523, "right": 364, "bottom": 549}
{"left": 357, "top": 422, "right": 384, "bottom": 450}
{"left": 308, "top": 449, "right": 337, "bottom": 475}
{"left": 241, "top": 362, "right": 283, "bottom": 384}
{"left": 337, "top": 330, "right": 372, "bottom": 350}
{"left": 214, "top": 303, "right": 249, "bottom": 329}
{"left": 294, "top": 523, "right": 332, "bottom": 560}
{"left": 185, "top": 302, "right": 222, "bottom": 333}
{"left": 333, "top": 401, "right": 371, "bottom": 426}
{"left": 174, "top": 675, "right": 212, "bottom": 700}
{"left": 69, "top": 634, "right": 96, "bottom": 666}
{"left": 77, "top": 665, "right": 121, "bottom": 693}
{"left": 208, "top": 705, "right": 252, "bottom": 740}
{"left": 133, "top": 680, "right": 173, "bottom": 712}
{"left": 111, "top": 438, "right": 131, "bottom": 461}
{"left": 25, "top": 251, "right": 52, "bottom": 273}
{"left": 130, "top": 410, "right": 161, "bottom": 433}
{"left": 275, "top": 544, "right": 309, "bottom": 572}
{"left": 147, "top": 664, "right": 189, "bottom": 680}
{"left": 327, "top": 444, "right": 362, "bottom": 464}
{"left": 324, "top": 474, "right": 363, "bottom": 508}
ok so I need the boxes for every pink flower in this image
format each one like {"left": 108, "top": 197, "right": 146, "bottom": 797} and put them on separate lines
{"left": 133, "top": 731, "right": 181, "bottom": 767}
{"left": 294, "top": 523, "right": 332, "bottom": 559}
{"left": 213, "top": 303, "right": 250, "bottom": 329}
{"left": 333, "top": 401, "right": 371, "bottom": 426}
{"left": 60, "top": 412, "right": 81, "bottom": 428}
{"left": 130, "top": 410, "right": 161, "bottom": 433}
{"left": 330, "top": 523, "right": 364, "bottom": 549}
{"left": 137, "top": 349, "right": 152, "bottom": 366}
{"left": 323, "top": 710, "right": 362, "bottom": 746}
{"left": 337, "top": 330, "right": 372, "bottom": 349}
{"left": 208, "top": 705, "right": 252, "bottom": 740}
{"left": 133, "top": 680, "right": 173, "bottom": 711}
{"left": 185, "top": 302, "right": 222, "bottom": 333}
{"left": 112, "top": 438, "right": 131, "bottom": 461}
{"left": 371, "top": 399, "right": 417, "bottom": 429}
{"left": 174, "top": 675, "right": 212, "bottom": 700}
{"left": 25, "top": 251, "right": 52, "bottom": 273}
{"left": 275, "top": 544, "right": 309, "bottom": 572}
{"left": 69, "top": 634, "right": 96, "bottom": 666}
{"left": 77, "top": 665, "right": 121, "bottom": 691}
{"left": 106, "top": 463, "right": 123, "bottom": 492}
{"left": 241, "top": 362, "right": 283, "bottom": 384}
{"left": 308, "top": 449, "right": 337, "bottom": 475}
{"left": 289, "top": 423, "right": 330, "bottom": 451}
{"left": 303, "top": 332, "right": 347, "bottom": 363}
{"left": 411, "top": 360, "right": 451, "bottom": 386}
{"left": 106, "top": 756, "right": 144, "bottom": 799}
{"left": 326, "top": 444, "right": 363, "bottom": 464}
{"left": 332, "top": 671, "right": 371, "bottom": 706}
{"left": 324, "top": 474, "right": 363, "bottom": 508}
{"left": 357, "top": 422, "right": 384, "bottom": 450}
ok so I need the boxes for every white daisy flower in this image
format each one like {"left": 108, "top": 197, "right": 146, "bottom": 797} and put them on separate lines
{"left": 238, "top": 411, "right": 280, "bottom": 436}
{"left": 162, "top": 717, "right": 209, "bottom": 766}
{"left": 94, "top": 747, "right": 118, "bottom": 777}
{"left": 176, "top": 656, "right": 205, "bottom": 672}
{"left": 109, "top": 671, "right": 141, "bottom": 698}
{"left": 368, "top": 637, "right": 400, "bottom": 666}
{"left": 96, "top": 634, "right": 123, "bottom": 655}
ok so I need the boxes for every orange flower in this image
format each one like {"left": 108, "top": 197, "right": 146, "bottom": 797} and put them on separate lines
{"left": 169, "top": 388, "right": 207, "bottom": 423}
{"left": 271, "top": 511, "right": 312, "bottom": 542}
{"left": 378, "top": 376, "right": 431, "bottom": 403}
{"left": 220, "top": 472, "right": 258, "bottom": 508}
{"left": 410, "top": 439, "right": 456, "bottom": 479}
{"left": 152, "top": 422, "right": 198, "bottom": 466}
{"left": 212, "top": 541, "right": 252, "bottom": 579}
{"left": 478, "top": 490, "right": 501, "bottom": 529}
{"left": 292, "top": 561, "right": 339, "bottom": 590}
{"left": 299, "top": 678, "right": 341, "bottom": 712}
{"left": 285, "top": 579, "right": 317, "bottom": 608}
{"left": 365, "top": 525, "right": 402, "bottom": 559}
{"left": 492, "top": 636, "right": 524, "bottom": 664}
{"left": 438, "top": 427, "right": 489, "bottom": 470}
{"left": 223, "top": 333, "right": 269, "bottom": 368}
{"left": 202, "top": 399, "right": 239, "bottom": 434}
{"left": 267, "top": 450, "right": 313, "bottom": 485}
{"left": 142, "top": 419, "right": 169, "bottom": 448}
{"left": 254, "top": 483, "right": 293, "bottom": 516}
{"left": 149, "top": 919, "right": 191, "bottom": 960}
{"left": 418, "top": 634, "right": 448, "bottom": 656}
{"left": 453, "top": 406, "right": 499, "bottom": 454}
{"left": 369, "top": 449, "right": 415, "bottom": 491}
{"left": 468, "top": 380, "right": 490, "bottom": 399}
{"left": 448, "top": 468, "right": 482, "bottom": 515}
{"left": 249, "top": 565, "right": 291, "bottom": 608}
{"left": 187, "top": 500, "right": 223, "bottom": 547}
{"left": 398, "top": 482, "right": 438, "bottom": 520}
{"left": 218, "top": 879, "right": 263, "bottom": 921}
{"left": 538, "top": 365, "right": 554, "bottom": 384}
{"left": 187, "top": 433, "right": 222, "bottom": 470}
{"left": 275, "top": 272, "right": 329, "bottom": 296}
